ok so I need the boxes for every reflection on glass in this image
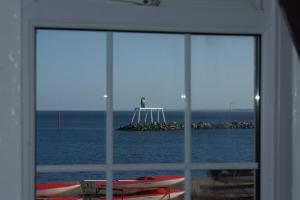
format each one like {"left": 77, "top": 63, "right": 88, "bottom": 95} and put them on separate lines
{"left": 192, "top": 170, "right": 255, "bottom": 200}
{"left": 36, "top": 30, "right": 106, "bottom": 165}
{"left": 36, "top": 171, "right": 185, "bottom": 199}
{"left": 36, "top": 172, "right": 105, "bottom": 198}
{"left": 113, "top": 32, "right": 185, "bottom": 164}
{"left": 114, "top": 171, "right": 184, "bottom": 200}
{"left": 191, "top": 35, "right": 256, "bottom": 163}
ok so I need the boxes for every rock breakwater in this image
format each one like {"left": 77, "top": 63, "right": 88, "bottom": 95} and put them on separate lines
{"left": 117, "top": 121, "right": 254, "bottom": 131}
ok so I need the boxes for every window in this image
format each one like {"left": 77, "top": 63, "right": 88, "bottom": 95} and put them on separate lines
{"left": 35, "top": 30, "right": 260, "bottom": 200}
{"left": 113, "top": 32, "right": 184, "bottom": 164}
{"left": 191, "top": 35, "right": 257, "bottom": 163}
{"left": 36, "top": 30, "right": 107, "bottom": 166}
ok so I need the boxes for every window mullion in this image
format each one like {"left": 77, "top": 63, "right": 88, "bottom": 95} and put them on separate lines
{"left": 255, "top": 35, "right": 262, "bottom": 200}
{"left": 184, "top": 34, "right": 192, "bottom": 200}
{"left": 35, "top": 162, "right": 258, "bottom": 173}
{"left": 106, "top": 31, "right": 113, "bottom": 200}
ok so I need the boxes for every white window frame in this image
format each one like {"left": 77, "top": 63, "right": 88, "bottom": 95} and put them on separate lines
{"left": 21, "top": 0, "right": 277, "bottom": 199}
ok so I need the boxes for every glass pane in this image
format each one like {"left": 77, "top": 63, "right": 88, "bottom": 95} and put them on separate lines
{"left": 192, "top": 170, "right": 255, "bottom": 200}
{"left": 113, "top": 32, "right": 184, "bottom": 163}
{"left": 114, "top": 171, "right": 184, "bottom": 200}
{"left": 36, "top": 30, "right": 106, "bottom": 165}
{"left": 36, "top": 172, "right": 105, "bottom": 199}
{"left": 191, "top": 35, "right": 256, "bottom": 163}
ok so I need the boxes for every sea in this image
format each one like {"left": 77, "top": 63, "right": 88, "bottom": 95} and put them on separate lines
{"left": 36, "top": 110, "right": 255, "bottom": 182}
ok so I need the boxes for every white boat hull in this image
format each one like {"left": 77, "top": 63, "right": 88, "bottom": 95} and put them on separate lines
{"left": 36, "top": 184, "right": 81, "bottom": 197}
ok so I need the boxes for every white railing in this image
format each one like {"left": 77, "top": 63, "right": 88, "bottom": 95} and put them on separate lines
{"left": 131, "top": 107, "right": 166, "bottom": 123}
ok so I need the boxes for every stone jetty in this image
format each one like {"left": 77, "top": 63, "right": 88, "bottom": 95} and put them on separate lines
{"left": 117, "top": 121, "right": 254, "bottom": 131}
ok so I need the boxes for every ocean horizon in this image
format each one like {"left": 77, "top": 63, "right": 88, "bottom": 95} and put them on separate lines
{"left": 36, "top": 110, "right": 255, "bottom": 182}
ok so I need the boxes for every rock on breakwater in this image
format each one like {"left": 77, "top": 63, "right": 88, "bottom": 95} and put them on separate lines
{"left": 118, "top": 122, "right": 183, "bottom": 131}
{"left": 117, "top": 121, "right": 254, "bottom": 131}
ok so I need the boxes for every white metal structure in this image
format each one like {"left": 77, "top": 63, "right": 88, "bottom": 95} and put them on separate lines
{"left": 131, "top": 107, "right": 166, "bottom": 123}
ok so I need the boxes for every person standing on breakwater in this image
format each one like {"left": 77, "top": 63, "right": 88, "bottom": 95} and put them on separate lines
{"left": 141, "top": 96, "right": 146, "bottom": 108}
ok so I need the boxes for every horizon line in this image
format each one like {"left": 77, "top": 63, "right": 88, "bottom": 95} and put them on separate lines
{"left": 36, "top": 108, "right": 254, "bottom": 112}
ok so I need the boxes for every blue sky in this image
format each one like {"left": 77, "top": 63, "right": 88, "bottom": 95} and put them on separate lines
{"left": 36, "top": 30, "right": 255, "bottom": 111}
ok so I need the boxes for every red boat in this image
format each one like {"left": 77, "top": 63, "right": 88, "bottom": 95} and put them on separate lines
{"left": 36, "top": 176, "right": 184, "bottom": 198}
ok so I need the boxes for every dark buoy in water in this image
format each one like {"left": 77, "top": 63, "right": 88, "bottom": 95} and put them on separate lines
{"left": 57, "top": 111, "right": 61, "bottom": 130}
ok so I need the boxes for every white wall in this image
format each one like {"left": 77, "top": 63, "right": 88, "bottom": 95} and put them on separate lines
{"left": 275, "top": 6, "right": 300, "bottom": 200}
{"left": 0, "top": 0, "right": 22, "bottom": 199}
{"left": 292, "top": 36, "right": 300, "bottom": 200}
{"left": 276, "top": 7, "right": 293, "bottom": 200}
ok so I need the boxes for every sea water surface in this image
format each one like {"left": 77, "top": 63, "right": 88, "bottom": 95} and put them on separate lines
{"left": 36, "top": 110, "right": 254, "bottom": 182}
